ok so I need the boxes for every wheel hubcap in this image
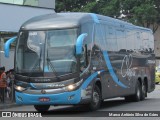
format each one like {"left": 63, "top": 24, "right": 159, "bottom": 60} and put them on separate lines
{"left": 142, "top": 84, "right": 145, "bottom": 94}
{"left": 137, "top": 88, "right": 140, "bottom": 98}
{"left": 93, "top": 91, "right": 99, "bottom": 105}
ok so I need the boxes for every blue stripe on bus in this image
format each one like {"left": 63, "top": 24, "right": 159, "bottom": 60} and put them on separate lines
{"left": 81, "top": 70, "right": 104, "bottom": 89}
{"left": 90, "top": 13, "right": 128, "bottom": 88}
{"left": 90, "top": 13, "right": 100, "bottom": 23}
{"left": 103, "top": 51, "right": 128, "bottom": 88}
{"left": 29, "top": 70, "right": 105, "bottom": 90}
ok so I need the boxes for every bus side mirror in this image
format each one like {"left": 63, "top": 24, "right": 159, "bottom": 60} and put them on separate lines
{"left": 4, "top": 36, "right": 17, "bottom": 58}
{"left": 76, "top": 33, "right": 88, "bottom": 55}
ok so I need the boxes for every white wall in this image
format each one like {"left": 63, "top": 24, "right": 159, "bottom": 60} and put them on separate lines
{"left": 39, "top": 0, "right": 55, "bottom": 9}
{"left": 0, "top": 51, "right": 14, "bottom": 71}
{"left": 0, "top": 3, "right": 55, "bottom": 71}
{"left": 0, "top": 3, "right": 55, "bottom": 32}
{"left": 154, "top": 26, "right": 160, "bottom": 57}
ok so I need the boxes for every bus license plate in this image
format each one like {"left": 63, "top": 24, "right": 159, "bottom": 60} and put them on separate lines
{"left": 39, "top": 97, "right": 50, "bottom": 102}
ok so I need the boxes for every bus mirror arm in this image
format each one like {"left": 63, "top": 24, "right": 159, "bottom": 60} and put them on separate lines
{"left": 85, "top": 44, "right": 88, "bottom": 66}
{"left": 4, "top": 36, "right": 17, "bottom": 58}
{"left": 76, "top": 33, "right": 88, "bottom": 55}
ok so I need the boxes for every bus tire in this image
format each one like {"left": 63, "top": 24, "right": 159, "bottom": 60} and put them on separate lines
{"left": 88, "top": 85, "right": 102, "bottom": 111}
{"left": 132, "top": 81, "right": 141, "bottom": 102}
{"left": 141, "top": 82, "right": 147, "bottom": 101}
{"left": 34, "top": 105, "right": 50, "bottom": 112}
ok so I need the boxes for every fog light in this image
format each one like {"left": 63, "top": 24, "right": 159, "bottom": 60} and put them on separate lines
{"left": 68, "top": 94, "right": 75, "bottom": 100}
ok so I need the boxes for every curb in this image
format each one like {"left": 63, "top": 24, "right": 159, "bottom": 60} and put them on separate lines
{"left": 0, "top": 103, "right": 22, "bottom": 110}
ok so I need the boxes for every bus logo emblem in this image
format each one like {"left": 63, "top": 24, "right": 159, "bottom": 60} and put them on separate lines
{"left": 41, "top": 90, "right": 46, "bottom": 94}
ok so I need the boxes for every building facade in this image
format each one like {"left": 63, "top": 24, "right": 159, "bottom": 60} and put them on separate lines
{"left": 0, "top": 0, "right": 55, "bottom": 9}
{"left": 0, "top": 0, "right": 55, "bottom": 71}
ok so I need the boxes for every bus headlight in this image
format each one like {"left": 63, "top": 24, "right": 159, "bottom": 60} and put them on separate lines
{"left": 14, "top": 85, "right": 26, "bottom": 91}
{"left": 64, "top": 79, "right": 83, "bottom": 91}
{"left": 67, "top": 84, "right": 76, "bottom": 91}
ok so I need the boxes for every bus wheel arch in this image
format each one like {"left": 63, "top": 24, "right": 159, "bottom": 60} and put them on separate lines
{"left": 95, "top": 80, "right": 102, "bottom": 93}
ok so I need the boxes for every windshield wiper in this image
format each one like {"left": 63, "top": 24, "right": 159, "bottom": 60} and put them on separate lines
{"left": 46, "top": 58, "right": 61, "bottom": 80}
{"left": 28, "top": 46, "right": 43, "bottom": 77}
{"left": 28, "top": 58, "right": 41, "bottom": 76}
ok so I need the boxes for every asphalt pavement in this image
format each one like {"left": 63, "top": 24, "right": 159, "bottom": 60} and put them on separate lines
{"left": 1, "top": 84, "right": 160, "bottom": 119}
{"left": 0, "top": 85, "right": 160, "bottom": 120}
{"left": 1, "top": 84, "right": 160, "bottom": 111}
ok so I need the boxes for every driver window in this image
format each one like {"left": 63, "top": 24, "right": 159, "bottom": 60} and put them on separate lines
{"left": 80, "top": 45, "right": 88, "bottom": 71}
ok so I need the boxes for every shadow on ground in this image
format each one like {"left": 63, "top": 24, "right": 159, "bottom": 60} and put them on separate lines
{"left": 40, "top": 98, "right": 138, "bottom": 117}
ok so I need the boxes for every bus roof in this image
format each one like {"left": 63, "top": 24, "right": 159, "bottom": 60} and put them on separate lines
{"left": 20, "top": 12, "right": 152, "bottom": 32}
{"left": 21, "top": 13, "right": 92, "bottom": 30}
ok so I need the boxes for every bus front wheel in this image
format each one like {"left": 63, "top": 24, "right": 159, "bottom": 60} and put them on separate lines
{"left": 34, "top": 105, "right": 50, "bottom": 112}
{"left": 88, "top": 85, "right": 102, "bottom": 111}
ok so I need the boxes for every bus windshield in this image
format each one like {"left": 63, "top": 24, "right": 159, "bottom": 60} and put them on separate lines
{"left": 15, "top": 28, "right": 78, "bottom": 77}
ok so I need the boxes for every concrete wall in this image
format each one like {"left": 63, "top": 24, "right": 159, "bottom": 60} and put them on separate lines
{"left": 154, "top": 27, "right": 160, "bottom": 57}
{"left": 38, "top": 0, "right": 55, "bottom": 9}
{"left": 0, "top": 3, "right": 55, "bottom": 32}
{"left": 0, "top": 0, "right": 55, "bottom": 9}
{"left": 153, "top": 26, "right": 160, "bottom": 66}
{"left": 0, "top": 3, "right": 55, "bottom": 71}
{"left": 0, "top": 50, "right": 14, "bottom": 71}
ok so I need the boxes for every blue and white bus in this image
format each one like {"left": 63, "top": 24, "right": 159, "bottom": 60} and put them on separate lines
{"left": 5, "top": 13, "right": 155, "bottom": 111}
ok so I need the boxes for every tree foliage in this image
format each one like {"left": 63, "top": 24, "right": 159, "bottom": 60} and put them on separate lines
{"left": 55, "top": 0, "right": 95, "bottom": 12}
{"left": 55, "top": 0, "right": 160, "bottom": 33}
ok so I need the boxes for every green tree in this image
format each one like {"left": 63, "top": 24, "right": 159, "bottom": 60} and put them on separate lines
{"left": 55, "top": 0, "right": 160, "bottom": 33}
{"left": 132, "top": 3, "right": 159, "bottom": 33}
{"left": 73, "top": 0, "right": 121, "bottom": 18}
{"left": 72, "top": 1, "right": 97, "bottom": 12}
{"left": 97, "top": 0, "right": 121, "bottom": 17}
{"left": 120, "top": 0, "right": 159, "bottom": 33}
{"left": 55, "top": 0, "right": 95, "bottom": 12}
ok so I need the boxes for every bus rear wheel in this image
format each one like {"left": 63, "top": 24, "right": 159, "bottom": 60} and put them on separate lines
{"left": 34, "top": 105, "right": 50, "bottom": 112}
{"left": 132, "top": 81, "right": 141, "bottom": 102}
{"left": 141, "top": 82, "right": 147, "bottom": 100}
{"left": 125, "top": 81, "right": 141, "bottom": 102}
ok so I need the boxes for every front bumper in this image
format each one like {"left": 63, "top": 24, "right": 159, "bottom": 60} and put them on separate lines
{"left": 15, "top": 89, "right": 82, "bottom": 105}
